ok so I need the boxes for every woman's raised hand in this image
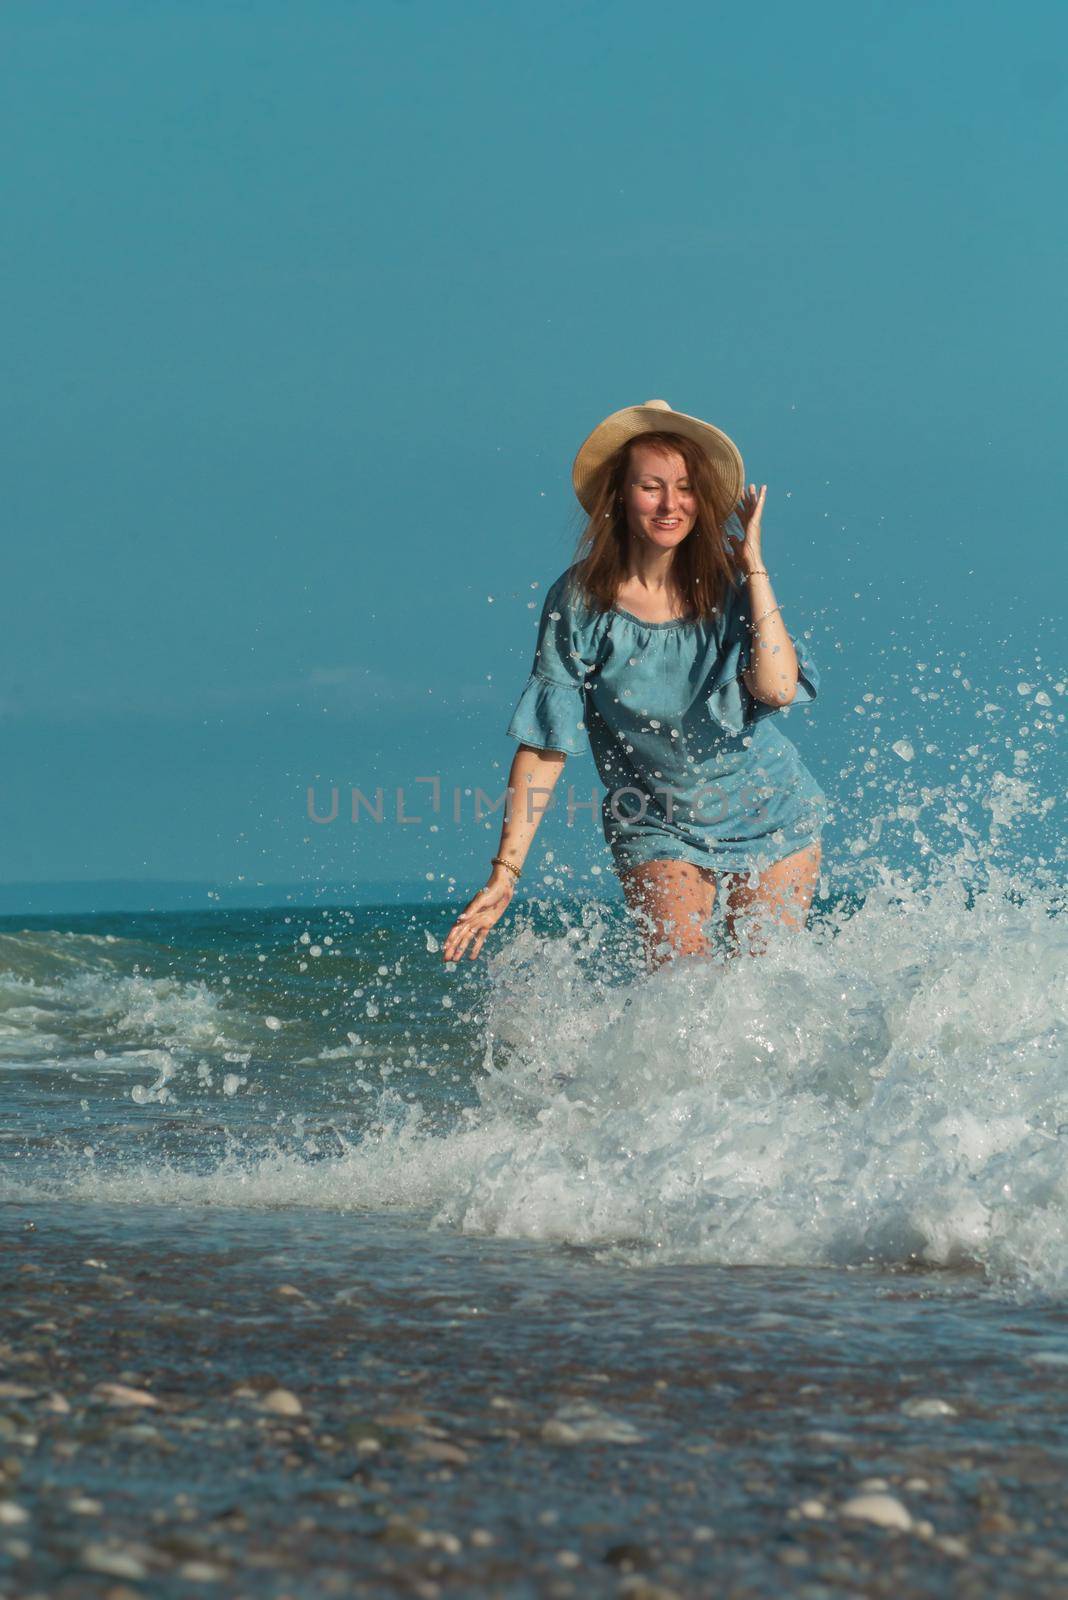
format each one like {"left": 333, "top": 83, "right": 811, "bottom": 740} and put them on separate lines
{"left": 731, "top": 483, "right": 767, "bottom": 575}
{"left": 442, "top": 868, "right": 516, "bottom": 962}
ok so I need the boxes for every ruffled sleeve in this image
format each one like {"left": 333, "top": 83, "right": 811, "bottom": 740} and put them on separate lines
{"left": 506, "top": 572, "right": 590, "bottom": 756}
{"left": 706, "top": 576, "right": 820, "bottom": 737}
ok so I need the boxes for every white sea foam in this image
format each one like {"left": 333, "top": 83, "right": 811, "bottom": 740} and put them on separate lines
{"left": 0, "top": 935, "right": 257, "bottom": 1068}
{"left": 6, "top": 856, "right": 1066, "bottom": 1299}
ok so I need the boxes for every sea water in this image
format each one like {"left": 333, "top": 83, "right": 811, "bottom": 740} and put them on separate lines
{"left": 2, "top": 860, "right": 1065, "bottom": 1293}
{"left": 2, "top": 758, "right": 1068, "bottom": 1593}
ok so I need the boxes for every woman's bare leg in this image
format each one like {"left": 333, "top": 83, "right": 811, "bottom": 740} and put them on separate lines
{"left": 721, "top": 840, "right": 822, "bottom": 958}
{"left": 619, "top": 859, "right": 719, "bottom": 971}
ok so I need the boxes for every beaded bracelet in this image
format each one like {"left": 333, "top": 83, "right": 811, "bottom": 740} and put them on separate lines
{"left": 491, "top": 855, "right": 522, "bottom": 881}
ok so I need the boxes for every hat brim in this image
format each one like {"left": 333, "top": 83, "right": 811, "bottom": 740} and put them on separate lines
{"left": 571, "top": 400, "right": 745, "bottom": 519}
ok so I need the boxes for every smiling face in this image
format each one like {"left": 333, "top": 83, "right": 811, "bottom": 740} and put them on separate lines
{"left": 621, "top": 441, "right": 698, "bottom": 553}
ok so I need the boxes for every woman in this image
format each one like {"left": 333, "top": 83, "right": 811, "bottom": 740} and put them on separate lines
{"left": 442, "top": 399, "right": 828, "bottom": 969}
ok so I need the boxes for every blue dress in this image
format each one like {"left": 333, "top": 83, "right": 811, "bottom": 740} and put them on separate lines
{"left": 506, "top": 552, "right": 828, "bottom": 875}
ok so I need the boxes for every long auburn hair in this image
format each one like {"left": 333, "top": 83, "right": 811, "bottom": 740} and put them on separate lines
{"left": 569, "top": 430, "right": 743, "bottom": 622}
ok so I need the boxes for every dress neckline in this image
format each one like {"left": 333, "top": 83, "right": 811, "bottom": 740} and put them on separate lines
{"left": 610, "top": 603, "right": 697, "bottom": 630}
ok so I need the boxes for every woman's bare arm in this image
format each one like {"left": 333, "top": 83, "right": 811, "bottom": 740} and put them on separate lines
{"left": 740, "top": 569, "right": 799, "bottom": 707}
{"left": 731, "top": 486, "right": 800, "bottom": 709}
{"left": 441, "top": 743, "right": 568, "bottom": 962}
{"left": 495, "top": 743, "right": 568, "bottom": 870}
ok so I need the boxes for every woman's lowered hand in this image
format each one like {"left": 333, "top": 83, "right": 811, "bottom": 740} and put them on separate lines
{"left": 441, "top": 866, "right": 517, "bottom": 962}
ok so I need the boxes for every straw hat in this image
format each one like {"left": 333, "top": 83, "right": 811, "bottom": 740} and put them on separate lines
{"left": 571, "top": 398, "right": 745, "bottom": 518}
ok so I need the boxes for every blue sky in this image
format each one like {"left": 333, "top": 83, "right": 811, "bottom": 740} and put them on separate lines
{"left": 2, "top": 0, "right": 1064, "bottom": 903}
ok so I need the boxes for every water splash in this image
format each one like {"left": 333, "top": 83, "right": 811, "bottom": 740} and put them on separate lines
{"left": 1, "top": 681, "right": 1065, "bottom": 1299}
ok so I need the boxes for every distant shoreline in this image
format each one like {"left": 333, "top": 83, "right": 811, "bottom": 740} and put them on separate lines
{"left": 0, "top": 878, "right": 613, "bottom": 917}
{"left": 0, "top": 879, "right": 456, "bottom": 915}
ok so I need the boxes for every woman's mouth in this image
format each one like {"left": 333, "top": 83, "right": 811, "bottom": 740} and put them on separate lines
{"left": 651, "top": 518, "right": 681, "bottom": 530}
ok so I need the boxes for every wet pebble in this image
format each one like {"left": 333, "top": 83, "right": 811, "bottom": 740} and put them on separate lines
{"left": 375, "top": 1409, "right": 428, "bottom": 1429}
{"left": 617, "top": 1580, "right": 683, "bottom": 1600}
{"left": 604, "top": 1541, "right": 653, "bottom": 1570}
{"left": 839, "top": 1493, "right": 913, "bottom": 1530}
{"left": 979, "top": 1510, "right": 1017, "bottom": 1533}
{"left": 378, "top": 1514, "right": 424, "bottom": 1547}
{"left": 179, "top": 1560, "right": 228, "bottom": 1581}
{"left": 80, "top": 1543, "right": 149, "bottom": 1579}
{"left": 93, "top": 1383, "right": 160, "bottom": 1409}
{"left": 426, "top": 1529, "right": 462, "bottom": 1554}
{"left": 933, "top": 1535, "right": 970, "bottom": 1558}
{"left": 900, "top": 1397, "right": 957, "bottom": 1418}
{"left": 796, "top": 1499, "right": 828, "bottom": 1519}
{"left": 259, "top": 1389, "right": 303, "bottom": 1417}
{"left": 0, "top": 1502, "right": 30, "bottom": 1525}
{"left": 408, "top": 1439, "right": 470, "bottom": 1466}
{"left": 541, "top": 1402, "right": 644, "bottom": 1444}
